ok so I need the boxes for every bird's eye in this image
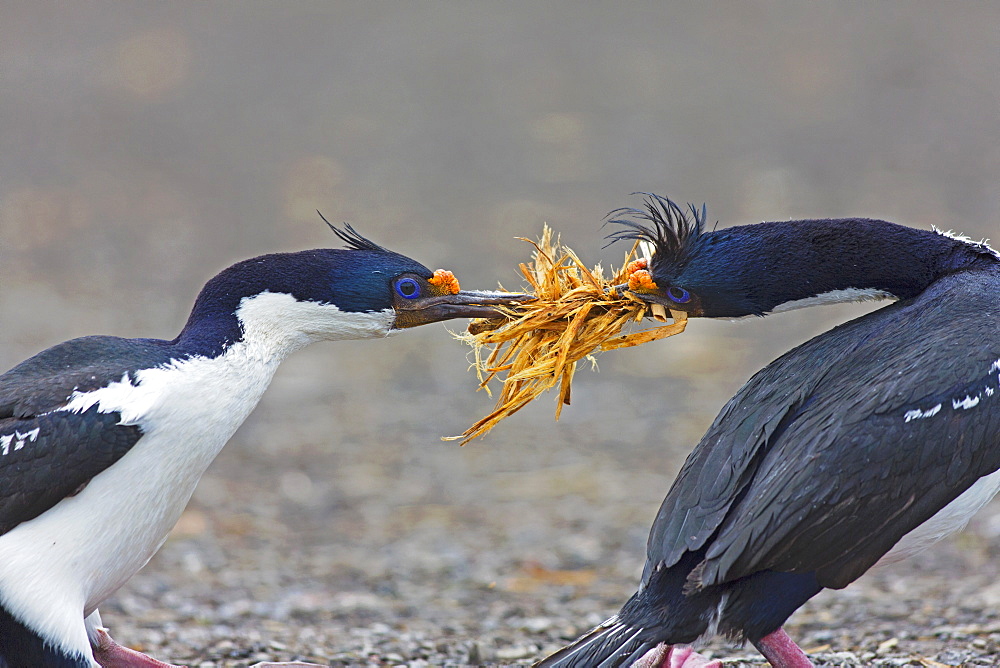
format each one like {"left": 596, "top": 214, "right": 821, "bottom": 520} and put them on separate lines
{"left": 667, "top": 286, "right": 692, "bottom": 303}
{"left": 395, "top": 278, "right": 421, "bottom": 299}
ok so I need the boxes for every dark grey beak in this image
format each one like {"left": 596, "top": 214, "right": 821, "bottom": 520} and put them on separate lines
{"left": 393, "top": 290, "right": 532, "bottom": 328}
{"left": 610, "top": 283, "right": 675, "bottom": 307}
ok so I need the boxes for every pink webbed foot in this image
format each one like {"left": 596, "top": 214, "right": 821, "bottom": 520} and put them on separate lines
{"left": 632, "top": 643, "right": 722, "bottom": 668}
{"left": 92, "top": 627, "right": 187, "bottom": 668}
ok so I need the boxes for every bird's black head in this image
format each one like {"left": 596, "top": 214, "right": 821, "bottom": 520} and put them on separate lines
{"left": 606, "top": 193, "right": 992, "bottom": 319}
{"left": 321, "top": 223, "right": 528, "bottom": 329}
{"left": 178, "top": 224, "right": 524, "bottom": 356}
{"left": 606, "top": 193, "right": 741, "bottom": 317}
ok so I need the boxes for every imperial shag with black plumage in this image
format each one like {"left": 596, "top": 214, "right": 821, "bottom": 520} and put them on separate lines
{"left": 537, "top": 194, "right": 1000, "bottom": 668}
{"left": 0, "top": 224, "right": 525, "bottom": 668}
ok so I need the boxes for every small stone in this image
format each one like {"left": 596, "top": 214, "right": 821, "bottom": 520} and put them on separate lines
{"left": 876, "top": 637, "right": 898, "bottom": 655}
{"left": 519, "top": 616, "right": 553, "bottom": 633}
{"left": 495, "top": 645, "right": 536, "bottom": 661}
{"left": 467, "top": 643, "right": 482, "bottom": 664}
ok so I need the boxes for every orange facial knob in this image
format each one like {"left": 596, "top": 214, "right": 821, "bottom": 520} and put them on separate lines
{"left": 626, "top": 258, "right": 648, "bottom": 275}
{"left": 627, "top": 269, "right": 658, "bottom": 293}
{"left": 429, "top": 269, "right": 461, "bottom": 295}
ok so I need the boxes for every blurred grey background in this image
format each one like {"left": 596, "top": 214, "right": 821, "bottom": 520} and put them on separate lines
{"left": 2, "top": 2, "right": 1000, "bottom": 665}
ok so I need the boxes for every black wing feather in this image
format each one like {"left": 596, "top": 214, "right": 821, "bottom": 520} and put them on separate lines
{"left": 0, "top": 335, "right": 166, "bottom": 535}
{"left": 0, "top": 406, "right": 142, "bottom": 535}
{"left": 535, "top": 615, "right": 659, "bottom": 668}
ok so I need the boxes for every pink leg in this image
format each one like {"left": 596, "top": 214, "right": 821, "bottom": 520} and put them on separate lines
{"left": 632, "top": 643, "right": 722, "bottom": 668}
{"left": 752, "top": 627, "right": 814, "bottom": 668}
{"left": 92, "top": 627, "right": 187, "bottom": 668}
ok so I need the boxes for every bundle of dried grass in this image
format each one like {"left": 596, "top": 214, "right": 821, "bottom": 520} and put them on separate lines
{"left": 449, "top": 225, "right": 687, "bottom": 444}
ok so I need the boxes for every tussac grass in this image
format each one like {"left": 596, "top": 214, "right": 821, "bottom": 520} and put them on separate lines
{"left": 451, "top": 226, "right": 687, "bottom": 444}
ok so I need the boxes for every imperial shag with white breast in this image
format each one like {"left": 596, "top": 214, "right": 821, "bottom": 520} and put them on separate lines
{"left": 537, "top": 194, "right": 1000, "bottom": 668}
{"left": 0, "top": 224, "right": 525, "bottom": 668}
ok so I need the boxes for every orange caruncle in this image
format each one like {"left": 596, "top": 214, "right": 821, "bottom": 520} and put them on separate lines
{"left": 625, "top": 258, "right": 648, "bottom": 274}
{"left": 627, "top": 269, "right": 658, "bottom": 293}
{"left": 429, "top": 269, "right": 461, "bottom": 295}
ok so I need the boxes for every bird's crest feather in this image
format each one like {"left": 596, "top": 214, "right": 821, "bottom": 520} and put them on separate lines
{"left": 317, "top": 212, "right": 390, "bottom": 253}
{"left": 605, "top": 193, "right": 706, "bottom": 270}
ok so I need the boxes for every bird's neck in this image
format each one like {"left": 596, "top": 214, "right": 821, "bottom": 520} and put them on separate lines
{"left": 86, "top": 295, "right": 376, "bottom": 439}
{"left": 720, "top": 219, "right": 998, "bottom": 315}
{"left": 173, "top": 291, "right": 396, "bottom": 362}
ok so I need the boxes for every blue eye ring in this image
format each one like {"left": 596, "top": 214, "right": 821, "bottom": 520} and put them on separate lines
{"left": 666, "top": 286, "right": 691, "bottom": 303}
{"left": 395, "top": 277, "right": 421, "bottom": 299}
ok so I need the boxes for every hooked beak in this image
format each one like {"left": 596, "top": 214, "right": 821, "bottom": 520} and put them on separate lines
{"left": 393, "top": 290, "right": 532, "bottom": 328}
{"left": 610, "top": 283, "right": 692, "bottom": 322}
{"left": 611, "top": 283, "right": 674, "bottom": 308}
{"left": 611, "top": 283, "right": 675, "bottom": 308}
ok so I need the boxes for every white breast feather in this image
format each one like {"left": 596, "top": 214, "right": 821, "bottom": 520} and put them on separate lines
{"left": 770, "top": 287, "right": 895, "bottom": 314}
{"left": 877, "top": 469, "right": 1000, "bottom": 568}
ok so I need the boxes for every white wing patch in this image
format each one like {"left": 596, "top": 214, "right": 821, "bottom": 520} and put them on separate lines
{"left": 0, "top": 427, "right": 40, "bottom": 456}
{"left": 953, "top": 395, "right": 981, "bottom": 410}
{"left": 904, "top": 356, "right": 1000, "bottom": 422}
{"left": 61, "top": 373, "right": 135, "bottom": 420}
{"left": 904, "top": 403, "right": 942, "bottom": 423}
